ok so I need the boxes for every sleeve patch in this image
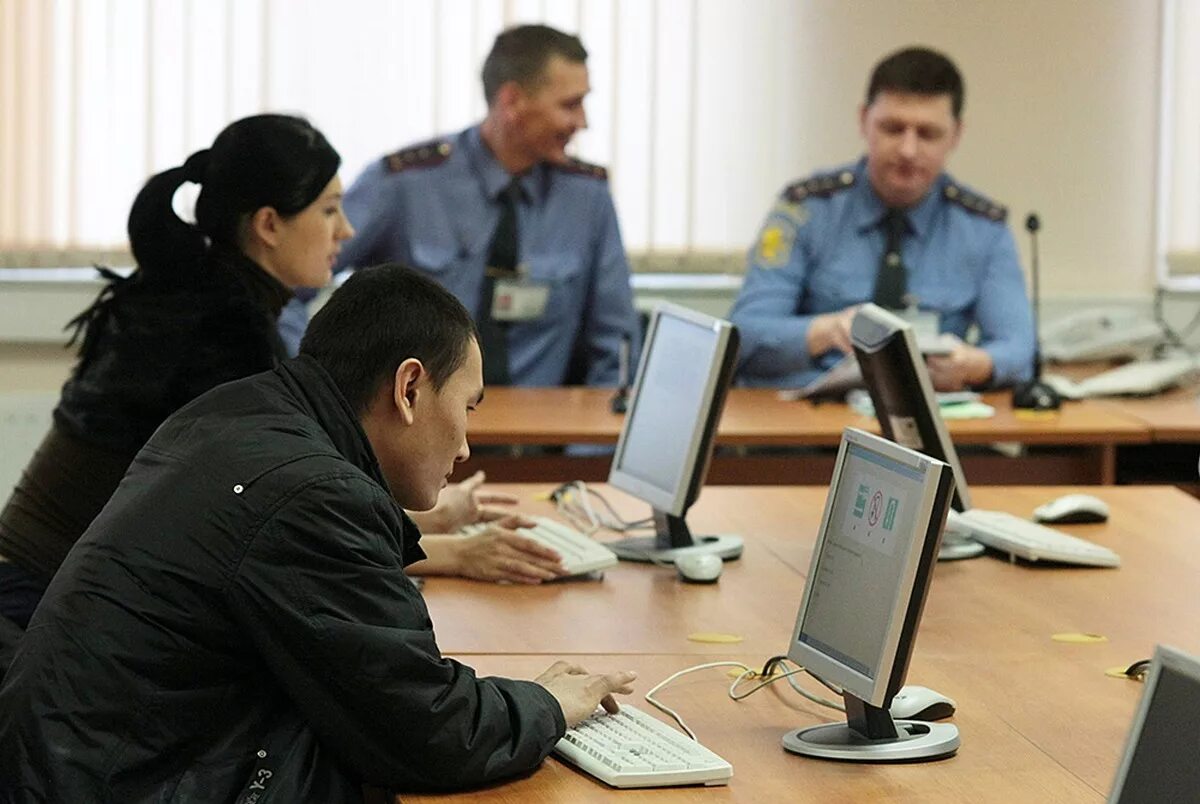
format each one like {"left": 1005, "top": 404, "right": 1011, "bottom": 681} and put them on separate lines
{"left": 755, "top": 204, "right": 806, "bottom": 268}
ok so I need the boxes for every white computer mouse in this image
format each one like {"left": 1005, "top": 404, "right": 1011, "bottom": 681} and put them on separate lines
{"left": 1033, "top": 493, "right": 1110, "bottom": 524}
{"left": 888, "top": 685, "right": 957, "bottom": 722}
{"left": 675, "top": 554, "right": 723, "bottom": 583}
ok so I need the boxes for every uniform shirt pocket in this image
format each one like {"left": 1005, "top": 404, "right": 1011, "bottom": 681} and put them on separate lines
{"left": 519, "top": 253, "right": 584, "bottom": 319}
{"left": 409, "top": 242, "right": 460, "bottom": 276}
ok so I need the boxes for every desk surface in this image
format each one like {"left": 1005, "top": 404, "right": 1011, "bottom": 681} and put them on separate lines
{"left": 403, "top": 484, "right": 1199, "bottom": 802}
{"left": 1100, "top": 389, "right": 1200, "bottom": 442}
{"left": 467, "top": 388, "right": 1151, "bottom": 447}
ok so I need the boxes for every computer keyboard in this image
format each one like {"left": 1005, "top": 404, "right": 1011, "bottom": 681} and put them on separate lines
{"left": 461, "top": 516, "right": 618, "bottom": 576}
{"left": 1042, "top": 357, "right": 1199, "bottom": 399}
{"left": 555, "top": 704, "right": 733, "bottom": 788}
{"left": 947, "top": 508, "right": 1120, "bottom": 568}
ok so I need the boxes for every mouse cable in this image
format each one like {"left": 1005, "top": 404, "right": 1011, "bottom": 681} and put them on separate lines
{"left": 642, "top": 657, "right": 845, "bottom": 741}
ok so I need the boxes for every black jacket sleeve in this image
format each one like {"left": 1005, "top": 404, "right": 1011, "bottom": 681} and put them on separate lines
{"left": 224, "top": 473, "right": 565, "bottom": 792}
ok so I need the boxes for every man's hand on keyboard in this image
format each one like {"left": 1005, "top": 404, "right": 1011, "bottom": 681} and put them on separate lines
{"left": 454, "top": 515, "right": 568, "bottom": 584}
{"left": 410, "top": 470, "right": 521, "bottom": 534}
{"left": 536, "top": 661, "right": 638, "bottom": 727}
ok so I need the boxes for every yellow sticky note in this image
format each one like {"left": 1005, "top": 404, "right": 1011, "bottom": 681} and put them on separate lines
{"left": 687, "top": 632, "right": 744, "bottom": 644}
{"left": 1051, "top": 632, "right": 1108, "bottom": 644}
{"left": 1015, "top": 410, "right": 1061, "bottom": 421}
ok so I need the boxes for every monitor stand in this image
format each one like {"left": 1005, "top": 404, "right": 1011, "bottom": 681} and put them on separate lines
{"left": 782, "top": 692, "right": 959, "bottom": 762}
{"left": 608, "top": 510, "right": 743, "bottom": 563}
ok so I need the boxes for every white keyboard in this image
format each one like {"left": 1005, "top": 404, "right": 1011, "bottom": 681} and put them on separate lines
{"left": 462, "top": 516, "right": 617, "bottom": 576}
{"left": 555, "top": 704, "right": 733, "bottom": 788}
{"left": 948, "top": 508, "right": 1120, "bottom": 568}
{"left": 1043, "top": 357, "right": 1199, "bottom": 399}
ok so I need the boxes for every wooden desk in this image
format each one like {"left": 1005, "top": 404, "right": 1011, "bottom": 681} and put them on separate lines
{"left": 1099, "top": 388, "right": 1200, "bottom": 443}
{"left": 403, "top": 484, "right": 1200, "bottom": 801}
{"left": 461, "top": 388, "right": 1150, "bottom": 485}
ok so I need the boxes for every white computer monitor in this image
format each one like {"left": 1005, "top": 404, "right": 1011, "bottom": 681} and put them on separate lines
{"left": 1109, "top": 645, "right": 1200, "bottom": 803}
{"left": 783, "top": 426, "right": 958, "bottom": 762}
{"left": 606, "top": 302, "right": 742, "bottom": 563}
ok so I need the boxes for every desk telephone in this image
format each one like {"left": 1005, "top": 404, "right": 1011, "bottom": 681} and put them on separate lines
{"left": 1040, "top": 308, "right": 1163, "bottom": 363}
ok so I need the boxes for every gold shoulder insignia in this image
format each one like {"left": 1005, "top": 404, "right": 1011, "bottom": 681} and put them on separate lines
{"left": 384, "top": 139, "right": 453, "bottom": 173}
{"left": 944, "top": 183, "right": 1007, "bottom": 222}
{"left": 783, "top": 170, "right": 855, "bottom": 203}
{"left": 554, "top": 157, "right": 608, "bottom": 180}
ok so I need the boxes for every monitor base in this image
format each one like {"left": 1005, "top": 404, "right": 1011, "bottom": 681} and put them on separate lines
{"left": 938, "top": 528, "right": 984, "bottom": 561}
{"left": 608, "top": 534, "right": 744, "bottom": 563}
{"left": 782, "top": 721, "right": 960, "bottom": 762}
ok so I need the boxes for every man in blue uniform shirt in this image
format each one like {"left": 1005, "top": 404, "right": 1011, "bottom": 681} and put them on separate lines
{"left": 730, "top": 47, "right": 1034, "bottom": 391}
{"left": 289, "top": 24, "right": 638, "bottom": 388}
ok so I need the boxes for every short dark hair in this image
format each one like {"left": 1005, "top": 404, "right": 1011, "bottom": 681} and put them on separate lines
{"left": 866, "top": 47, "right": 965, "bottom": 119}
{"left": 300, "top": 264, "right": 479, "bottom": 413}
{"left": 481, "top": 24, "right": 587, "bottom": 105}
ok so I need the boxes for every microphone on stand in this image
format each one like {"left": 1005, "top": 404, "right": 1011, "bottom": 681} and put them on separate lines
{"left": 610, "top": 332, "right": 632, "bottom": 414}
{"left": 1012, "top": 212, "right": 1063, "bottom": 411}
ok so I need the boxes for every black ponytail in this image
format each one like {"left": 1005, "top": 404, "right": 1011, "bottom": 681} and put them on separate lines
{"left": 125, "top": 164, "right": 208, "bottom": 277}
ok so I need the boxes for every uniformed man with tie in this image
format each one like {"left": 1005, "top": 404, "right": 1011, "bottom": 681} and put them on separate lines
{"left": 296, "top": 24, "right": 638, "bottom": 388}
{"left": 730, "top": 46, "right": 1035, "bottom": 392}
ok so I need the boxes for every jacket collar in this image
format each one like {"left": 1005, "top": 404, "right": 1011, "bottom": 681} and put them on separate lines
{"left": 213, "top": 247, "right": 293, "bottom": 320}
{"left": 275, "top": 356, "right": 425, "bottom": 563}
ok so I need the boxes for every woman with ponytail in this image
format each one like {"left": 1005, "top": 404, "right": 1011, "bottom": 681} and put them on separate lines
{"left": 0, "top": 114, "right": 353, "bottom": 631}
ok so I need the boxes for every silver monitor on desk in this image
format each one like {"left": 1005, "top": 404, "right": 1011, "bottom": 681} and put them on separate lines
{"left": 783, "top": 427, "right": 957, "bottom": 762}
{"left": 851, "top": 304, "right": 981, "bottom": 560}
{"left": 606, "top": 302, "right": 742, "bottom": 563}
{"left": 1109, "top": 644, "right": 1200, "bottom": 803}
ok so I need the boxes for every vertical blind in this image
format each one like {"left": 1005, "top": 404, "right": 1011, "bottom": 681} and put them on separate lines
{"left": 1158, "top": 0, "right": 1200, "bottom": 289}
{"left": 0, "top": 0, "right": 807, "bottom": 258}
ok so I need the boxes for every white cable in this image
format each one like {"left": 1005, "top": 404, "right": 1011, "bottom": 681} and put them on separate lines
{"left": 643, "top": 661, "right": 756, "bottom": 740}
{"left": 644, "top": 659, "right": 847, "bottom": 742}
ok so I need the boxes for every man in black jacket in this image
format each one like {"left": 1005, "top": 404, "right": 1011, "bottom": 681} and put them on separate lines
{"left": 0, "top": 265, "right": 636, "bottom": 802}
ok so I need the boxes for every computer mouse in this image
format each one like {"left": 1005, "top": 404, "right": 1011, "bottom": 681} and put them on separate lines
{"left": 1033, "top": 493, "right": 1110, "bottom": 524}
{"left": 888, "top": 685, "right": 957, "bottom": 722}
{"left": 675, "top": 554, "right": 722, "bottom": 584}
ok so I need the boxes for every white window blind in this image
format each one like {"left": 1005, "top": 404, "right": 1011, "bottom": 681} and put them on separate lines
{"left": 0, "top": 0, "right": 806, "bottom": 260}
{"left": 1158, "top": 0, "right": 1200, "bottom": 289}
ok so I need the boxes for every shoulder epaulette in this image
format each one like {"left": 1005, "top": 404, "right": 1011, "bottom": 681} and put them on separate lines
{"left": 943, "top": 182, "right": 1007, "bottom": 222}
{"left": 553, "top": 157, "right": 608, "bottom": 181}
{"left": 384, "top": 138, "right": 453, "bottom": 173}
{"left": 783, "top": 170, "right": 856, "bottom": 203}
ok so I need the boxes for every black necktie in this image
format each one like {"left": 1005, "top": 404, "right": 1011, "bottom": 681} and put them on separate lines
{"left": 480, "top": 180, "right": 520, "bottom": 385}
{"left": 873, "top": 208, "right": 909, "bottom": 310}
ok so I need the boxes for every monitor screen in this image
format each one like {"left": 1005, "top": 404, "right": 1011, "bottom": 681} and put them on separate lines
{"left": 851, "top": 304, "right": 972, "bottom": 512}
{"left": 1111, "top": 645, "right": 1200, "bottom": 803}
{"left": 788, "top": 427, "right": 952, "bottom": 706}
{"left": 614, "top": 315, "right": 717, "bottom": 498}
{"left": 606, "top": 303, "right": 740, "bottom": 561}
{"left": 608, "top": 303, "right": 736, "bottom": 519}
